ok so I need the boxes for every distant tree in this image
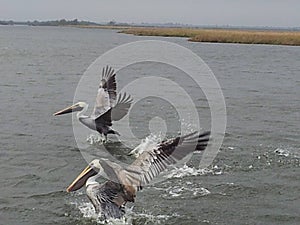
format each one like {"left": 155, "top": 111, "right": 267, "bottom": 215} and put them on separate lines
{"left": 0, "top": 21, "right": 8, "bottom": 25}
{"left": 107, "top": 20, "right": 116, "bottom": 26}
{"left": 72, "top": 19, "right": 78, "bottom": 25}
{"left": 59, "top": 19, "right": 67, "bottom": 25}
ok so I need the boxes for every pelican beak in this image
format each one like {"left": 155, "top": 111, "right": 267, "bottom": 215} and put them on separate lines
{"left": 66, "top": 165, "right": 98, "bottom": 192}
{"left": 53, "top": 104, "right": 83, "bottom": 116}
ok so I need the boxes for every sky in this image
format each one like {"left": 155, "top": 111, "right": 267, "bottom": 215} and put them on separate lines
{"left": 1, "top": 0, "right": 300, "bottom": 27}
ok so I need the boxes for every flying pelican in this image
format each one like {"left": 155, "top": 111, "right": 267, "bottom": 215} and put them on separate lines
{"left": 66, "top": 131, "right": 210, "bottom": 219}
{"left": 53, "top": 66, "right": 133, "bottom": 140}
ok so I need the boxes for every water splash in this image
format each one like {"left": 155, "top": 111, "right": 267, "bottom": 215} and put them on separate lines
{"left": 128, "top": 133, "right": 162, "bottom": 158}
{"left": 128, "top": 127, "right": 203, "bottom": 158}
{"left": 70, "top": 200, "right": 128, "bottom": 224}
{"left": 165, "top": 164, "right": 221, "bottom": 179}
{"left": 77, "top": 202, "right": 98, "bottom": 219}
{"left": 180, "top": 119, "right": 200, "bottom": 134}
{"left": 86, "top": 134, "right": 104, "bottom": 145}
{"left": 70, "top": 200, "right": 174, "bottom": 225}
{"left": 274, "top": 148, "right": 290, "bottom": 157}
{"left": 164, "top": 183, "right": 211, "bottom": 199}
{"left": 127, "top": 211, "right": 178, "bottom": 225}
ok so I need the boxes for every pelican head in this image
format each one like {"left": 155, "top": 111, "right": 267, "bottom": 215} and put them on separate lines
{"left": 53, "top": 102, "right": 87, "bottom": 116}
{"left": 67, "top": 159, "right": 102, "bottom": 192}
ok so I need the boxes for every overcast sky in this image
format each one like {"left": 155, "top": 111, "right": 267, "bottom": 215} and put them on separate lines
{"left": 1, "top": 0, "right": 300, "bottom": 27}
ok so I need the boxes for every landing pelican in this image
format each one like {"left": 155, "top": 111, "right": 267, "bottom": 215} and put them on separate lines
{"left": 53, "top": 66, "right": 133, "bottom": 140}
{"left": 66, "top": 131, "right": 210, "bottom": 219}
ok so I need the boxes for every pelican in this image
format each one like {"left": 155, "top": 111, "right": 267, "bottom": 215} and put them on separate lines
{"left": 53, "top": 66, "right": 133, "bottom": 140}
{"left": 66, "top": 131, "right": 211, "bottom": 219}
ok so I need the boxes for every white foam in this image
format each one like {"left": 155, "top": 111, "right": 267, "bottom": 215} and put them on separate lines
{"left": 78, "top": 202, "right": 98, "bottom": 219}
{"left": 274, "top": 148, "right": 290, "bottom": 157}
{"left": 168, "top": 186, "right": 185, "bottom": 197}
{"left": 69, "top": 200, "right": 173, "bottom": 225}
{"left": 71, "top": 200, "right": 130, "bottom": 224}
{"left": 128, "top": 133, "right": 162, "bottom": 157}
{"left": 127, "top": 210, "right": 179, "bottom": 224}
{"left": 165, "top": 164, "right": 220, "bottom": 179}
{"left": 86, "top": 134, "right": 104, "bottom": 145}
{"left": 193, "top": 187, "right": 211, "bottom": 196}
{"left": 164, "top": 185, "right": 210, "bottom": 198}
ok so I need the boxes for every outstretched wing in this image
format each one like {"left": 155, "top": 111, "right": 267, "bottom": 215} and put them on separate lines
{"left": 125, "top": 131, "right": 211, "bottom": 190}
{"left": 111, "top": 93, "right": 133, "bottom": 121}
{"left": 92, "top": 88, "right": 111, "bottom": 120}
{"left": 95, "top": 108, "right": 112, "bottom": 126}
{"left": 98, "top": 159, "right": 139, "bottom": 203}
{"left": 101, "top": 66, "right": 117, "bottom": 104}
{"left": 92, "top": 66, "right": 117, "bottom": 119}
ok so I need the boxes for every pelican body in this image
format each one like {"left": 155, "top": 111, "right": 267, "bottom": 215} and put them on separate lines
{"left": 66, "top": 131, "right": 211, "bottom": 219}
{"left": 53, "top": 66, "right": 132, "bottom": 140}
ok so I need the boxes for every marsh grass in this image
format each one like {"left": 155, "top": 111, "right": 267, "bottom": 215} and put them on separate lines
{"left": 120, "top": 27, "right": 300, "bottom": 46}
{"left": 70, "top": 25, "right": 132, "bottom": 30}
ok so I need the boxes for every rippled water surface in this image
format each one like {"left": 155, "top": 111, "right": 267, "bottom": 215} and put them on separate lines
{"left": 0, "top": 26, "right": 299, "bottom": 225}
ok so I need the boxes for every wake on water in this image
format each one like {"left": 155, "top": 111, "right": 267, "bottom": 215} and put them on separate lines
{"left": 69, "top": 164, "right": 214, "bottom": 225}
{"left": 70, "top": 199, "right": 175, "bottom": 225}
{"left": 74, "top": 130, "right": 214, "bottom": 224}
{"left": 86, "top": 134, "right": 106, "bottom": 145}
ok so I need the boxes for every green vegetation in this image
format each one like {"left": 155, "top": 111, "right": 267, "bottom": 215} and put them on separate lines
{"left": 120, "top": 27, "right": 300, "bottom": 46}
{"left": 0, "top": 19, "right": 132, "bottom": 27}
{"left": 0, "top": 19, "right": 100, "bottom": 26}
{"left": 0, "top": 20, "right": 14, "bottom": 25}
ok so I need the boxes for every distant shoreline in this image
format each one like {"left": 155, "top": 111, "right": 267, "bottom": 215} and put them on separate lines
{"left": 118, "top": 27, "right": 300, "bottom": 46}
{"left": 71, "top": 25, "right": 300, "bottom": 46}
{"left": 2, "top": 20, "right": 300, "bottom": 46}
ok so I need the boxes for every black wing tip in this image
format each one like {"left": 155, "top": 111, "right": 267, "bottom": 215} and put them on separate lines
{"left": 180, "top": 130, "right": 211, "bottom": 151}
{"left": 117, "top": 92, "right": 134, "bottom": 103}
{"left": 102, "top": 65, "right": 116, "bottom": 79}
{"left": 182, "top": 130, "right": 211, "bottom": 141}
{"left": 196, "top": 131, "right": 211, "bottom": 151}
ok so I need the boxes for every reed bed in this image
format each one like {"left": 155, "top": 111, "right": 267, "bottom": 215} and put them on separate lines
{"left": 120, "top": 27, "right": 300, "bottom": 46}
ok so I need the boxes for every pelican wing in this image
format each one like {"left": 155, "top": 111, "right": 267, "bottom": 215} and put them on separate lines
{"left": 92, "top": 88, "right": 111, "bottom": 120}
{"left": 99, "top": 160, "right": 139, "bottom": 203}
{"left": 111, "top": 93, "right": 133, "bottom": 121}
{"left": 92, "top": 66, "right": 117, "bottom": 119}
{"left": 98, "top": 131, "right": 210, "bottom": 202}
{"left": 101, "top": 66, "right": 117, "bottom": 104}
{"left": 95, "top": 108, "right": 112, "bottom": 126}
{"left": 125, "top": 131, "right": 211, "bottom": 189}
{"left": 87, "top": 182, "right": 125, "bottom": 219}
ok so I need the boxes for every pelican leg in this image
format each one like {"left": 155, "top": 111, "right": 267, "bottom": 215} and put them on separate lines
{"left": 101, "top": 133, "right": 107, "bottom": 143}
{"left": 98, "top": 133, "right": 105, "bottom": 143}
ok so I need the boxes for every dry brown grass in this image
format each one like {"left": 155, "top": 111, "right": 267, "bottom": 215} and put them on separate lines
{"left": 120, "top": 27, "right": 300, "bottom": 46}
{"left": 121, "top": 27, "right": 202, "bottom": 38}
{"left": 69, "top": 25, "right": 132, "bottom": 30}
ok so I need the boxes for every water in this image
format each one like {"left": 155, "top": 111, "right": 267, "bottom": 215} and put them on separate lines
{"left": 0, "top": 26, "right": 299, "bottom": 225}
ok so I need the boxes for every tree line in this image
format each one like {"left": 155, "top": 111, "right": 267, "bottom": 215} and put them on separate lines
{"left": 0, "top": 19, "right": 100, "bottom": 26}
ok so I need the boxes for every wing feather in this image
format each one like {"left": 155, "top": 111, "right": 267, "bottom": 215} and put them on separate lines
{"left": 92, "top": 66, "right": 117, "bottom": 119}
{"left": 97, "top": 131, "right": 210, "bottom": 204}
{"left": 111, "top": 92, "right": 133, "bottom": 121}
{"left": 101, "top": 65, "right": 117, "bottom": 103}
{"left": 88, "top": 182, "right": 125, "bottom": 219}
{"left": 95, "top": 108, "right": 112, "bottom": 126}
{"left": 92, "top": 88, "right": 111, "bottom": 119}
{"left": 126, "top": 131, "right": 211, "bottom": 188}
